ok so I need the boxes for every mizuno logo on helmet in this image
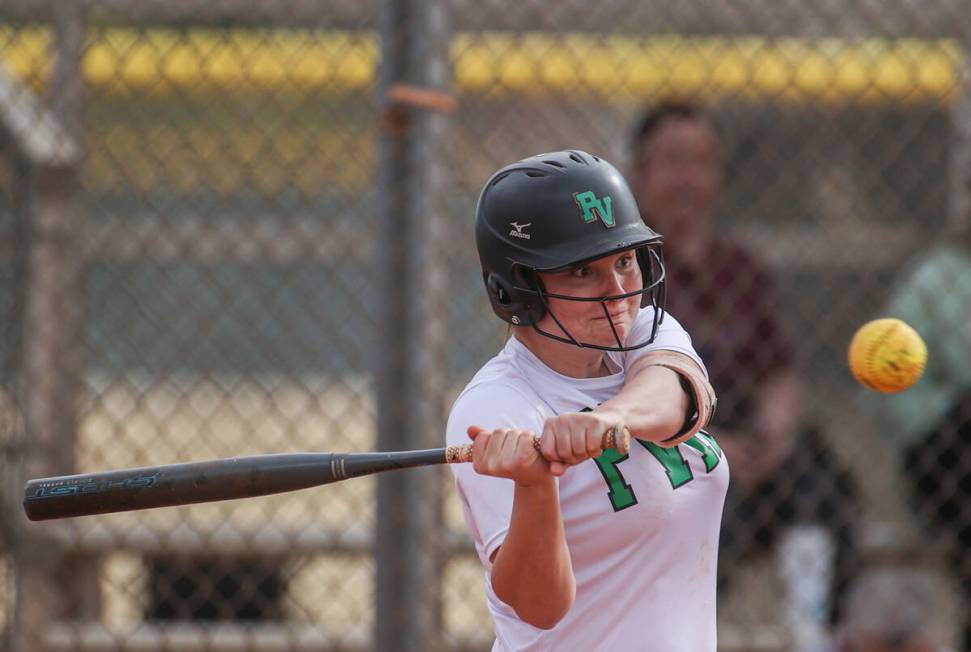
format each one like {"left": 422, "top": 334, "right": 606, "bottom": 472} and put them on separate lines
{"left": 573, "top": 190, "right": 615, "bottom": 228}
{"left": 508, "top": 221, "right": 532, "bottom": 239}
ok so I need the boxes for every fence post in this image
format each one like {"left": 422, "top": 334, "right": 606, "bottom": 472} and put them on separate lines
{"left": 0, "top": 12, "right": 84, "bottom": 649}
{"left": 948, "top": 50, "right": 971, "bottom": 234}
{"left": 375, "top": 1, "right": 452, "bottom": 650}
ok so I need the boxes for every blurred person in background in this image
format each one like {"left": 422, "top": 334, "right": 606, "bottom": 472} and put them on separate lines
{"left": 829, "top": 567, "right": 955, "bottom": 652}
{"left": 859, "top": 208, "right": 971, "bottom": 651}
{"left": 628, "top": 100, "right": 860, "bottom": 629}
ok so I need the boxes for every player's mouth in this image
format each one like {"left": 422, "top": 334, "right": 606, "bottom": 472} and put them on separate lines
{"left": 593, "top": 306, "right": 633, "bottom": 321}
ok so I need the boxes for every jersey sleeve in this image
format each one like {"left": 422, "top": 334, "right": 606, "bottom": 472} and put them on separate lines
{"left": 613, "top": 308, "right": 708, "bottom": 376}
{"left": 446, "top": 381, "right": 546, "bottom": 569}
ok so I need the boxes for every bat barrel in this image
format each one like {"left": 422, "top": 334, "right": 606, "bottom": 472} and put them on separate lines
{"left": 22, "top": 430, "right": 629, "bottom": 521}
{"left": 23, "top": 449, "right": 452, "bottom": 521}
{"left": 23, "top": 453, "right": 339, "bottom": 521}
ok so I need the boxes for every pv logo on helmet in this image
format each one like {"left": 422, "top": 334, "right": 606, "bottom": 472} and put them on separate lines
{"left": 573, "top": 190, "right": 615, "bottom": 228}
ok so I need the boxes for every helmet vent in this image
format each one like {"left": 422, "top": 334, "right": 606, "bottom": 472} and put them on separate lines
{"left": 568, "top": 152, "right": 584, "bottom": 164}
{"left": 524, "top": 170, "right": 547, "bottom": 178}
{"left": 543, "top": 160, "right": 565, "bottom": 168}
{"left": 489, "top": 172, "right": 511, "bottom": 188}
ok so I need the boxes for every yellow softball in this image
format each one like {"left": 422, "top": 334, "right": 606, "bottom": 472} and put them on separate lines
{"left": 848, "top": 318, "right": 927, "bottom": 393}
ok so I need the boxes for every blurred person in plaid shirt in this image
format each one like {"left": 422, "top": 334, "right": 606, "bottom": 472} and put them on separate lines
{"left": 629, "top": 100, "right": 861, "bottom": 628}
{"left": 860, "top": 206, "right": 971, "bottom": 651}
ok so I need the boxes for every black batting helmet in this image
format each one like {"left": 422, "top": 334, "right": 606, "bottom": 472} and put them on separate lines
{"left": 475, "top": 149, "right": 666, "bottom": 351}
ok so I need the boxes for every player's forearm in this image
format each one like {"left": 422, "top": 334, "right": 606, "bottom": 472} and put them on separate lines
{"left": 490, "top": 480, "right": 575, "bottom": 629}
{"left": 595, "top": 356, "right": 690, "bottom": 442}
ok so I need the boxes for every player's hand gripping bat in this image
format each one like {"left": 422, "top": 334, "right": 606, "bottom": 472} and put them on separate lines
{"left": 23, "top": 425, "right": 631, "bottom": 521}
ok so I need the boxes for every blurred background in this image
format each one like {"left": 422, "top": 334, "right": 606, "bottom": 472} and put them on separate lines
{"left": 1, "top": 1, "right": 969, "bottom": 651}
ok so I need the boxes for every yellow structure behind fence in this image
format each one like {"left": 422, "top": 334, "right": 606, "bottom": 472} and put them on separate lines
{"left": 1, "top": 27, "right": 965, "bottom": 104}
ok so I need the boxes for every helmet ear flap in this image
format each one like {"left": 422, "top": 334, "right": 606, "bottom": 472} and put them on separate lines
{"left": 487, "top": 273, "right": 512, "bottom": 306}
{"left": 510, "top": 266, "right": 549, "bottom": 325}
{"left": 485, "top": 272, "right": 542, "bottom": 326}
{"left": 635, "top": 245, "right": 667, "bottom": 322}
{"left": 635, "top": 247, "right": 654, "bottom": 308}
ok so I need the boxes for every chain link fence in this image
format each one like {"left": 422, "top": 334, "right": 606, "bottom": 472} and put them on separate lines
{"left": 1, "top": 1, "right": 970, "bottom": 651}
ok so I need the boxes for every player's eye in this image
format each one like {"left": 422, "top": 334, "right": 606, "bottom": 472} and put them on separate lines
{"left": 617, "top": 254, "right": 635, "bottom": 270}
{"left": 570, "top": 266, "right": 592, "bottom": 279}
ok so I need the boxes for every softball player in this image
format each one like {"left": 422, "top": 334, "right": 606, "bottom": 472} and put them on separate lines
{"left": 447, "top": 150, "right": 727, "bottom": 651}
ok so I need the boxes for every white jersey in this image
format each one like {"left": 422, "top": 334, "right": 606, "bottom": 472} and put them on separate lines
{"left": 447, "top": 309, "right": 729, "bottom": 652}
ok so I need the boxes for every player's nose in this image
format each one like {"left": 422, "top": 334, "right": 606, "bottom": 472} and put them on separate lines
{"left": 602, "top": 269, "right": 628, "bottom": 298}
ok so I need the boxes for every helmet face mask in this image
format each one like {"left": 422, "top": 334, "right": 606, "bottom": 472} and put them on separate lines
{"left": 508, "top": 244, "right": 666, "bottom": 351}
{"left": 476, "top": 150, "right": 668, "bottom": 352}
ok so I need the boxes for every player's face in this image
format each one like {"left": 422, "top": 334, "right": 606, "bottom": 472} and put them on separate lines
{"left": 536, "top": 250, "right": 642, "bottom": 348}
{"left": 632, "top": 117, "right": 722, "bottom": 243}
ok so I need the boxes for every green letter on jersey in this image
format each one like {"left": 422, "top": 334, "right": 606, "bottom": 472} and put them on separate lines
{"left": 684, "top": 431, "right": 722, "bottom": 472}
{"left": 639, "top": 440, "right": 693, "bottom": 489}
{"left": 594, "top": 432, "right": 722, "bottom": 509}
{"left": 593, "top": 449, "right": 637, "bottom": 511}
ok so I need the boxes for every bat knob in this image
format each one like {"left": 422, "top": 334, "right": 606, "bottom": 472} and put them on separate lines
{"left": 446, "top": 444, "right": 473, "bottom": 464}
{"left": 606, "top": 424, "right": 631, "bottom": 455}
